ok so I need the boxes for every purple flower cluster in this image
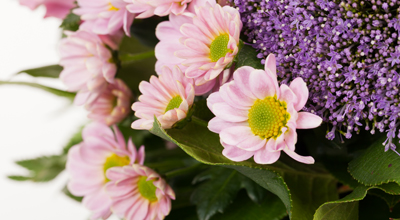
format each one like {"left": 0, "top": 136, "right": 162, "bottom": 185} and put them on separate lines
{"left": 231, "top": 0, "right": 400, "bottom": 152}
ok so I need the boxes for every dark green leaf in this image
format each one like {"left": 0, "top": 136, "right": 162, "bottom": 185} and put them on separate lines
{"left": 191, "top": 167, "right": 242, "bottom": 220}
{"left": 10, "top": 155, "right": 66, "bottom": 182}
{"left": 150, "top": 118, "right": 337, "bottom": 220}
{"left": 235, "top": 45, "right": 264, "bottom": 70}
{"left": 60, "top": 13, "right": 81, "bottom": 32}
{"left": 239, "top": 174, "right": 267, "bottom": 204}
{"left": 18, "top": 65, "right": 63, "bottom": 78}
{"left": 211, "top": 190, "right": 287, "bottom": 220}
{"left": 0, "top": 81, "right": 75, "bottom": 100}
{"left": 348, "top": 135, "right": 400, "bottom": 186}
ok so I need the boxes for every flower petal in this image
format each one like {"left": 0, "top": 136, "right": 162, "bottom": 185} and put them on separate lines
{"left": 249, "top": 70, "right": 277, "bottom": 99}
{"left": 220, "top": 126, "right": 252, "bottom": 145}
{"left": 289, "top": 78, "right": 309, "bottom": 111}
{"left": 253, "top": 148, "right": 281, "bottom": 164}
{"left": 296, "top": 112, "right": 323, "bottom": 129}
{"left": 283, "top": 147, "right": 315, "bottom": 164}
{"left": 222, "top": 144, "right": 254, "bottom": 162}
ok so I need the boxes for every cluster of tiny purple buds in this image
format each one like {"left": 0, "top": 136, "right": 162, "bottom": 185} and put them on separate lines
{"left": 230, "top": 0, "right": 400, "bottom": 155}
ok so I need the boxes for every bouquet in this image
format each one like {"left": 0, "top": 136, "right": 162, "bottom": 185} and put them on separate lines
{"left": 6, "top": 0, "right": 400, "bottom": 219}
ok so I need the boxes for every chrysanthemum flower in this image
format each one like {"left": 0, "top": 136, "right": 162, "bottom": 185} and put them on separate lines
{"left": 59, "top": 30, "right": 117, "bottom": 105}
{"left": 131, "top": 66, "right": 195, "bottom": 130}
{"left": 207, "top": 54, "right": 323, "bottom": 164}
{"left": 19, "top": 0, "right": 75, "bottom": 19}
{"left": 74, "top": 0, "right": 134, "bottom": 35}
{"left": 105, "top": 164, "right": 175, "bottom": 220}
{"left": 86, "top": 79, "right": 133, "bottom": 126}
{"left": 66, "top": 122, "right": 144, "bottom": 220}
{"left": 155, "top": 1, "right": 241, "bottom": 94}
{"left": 126, "top": 0, "right": 193, "bottom": 18}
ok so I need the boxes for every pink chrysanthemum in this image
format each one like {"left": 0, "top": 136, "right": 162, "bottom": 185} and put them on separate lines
{"left": 19, "top": 0, "right": 75, "bottom": 19}
{"left": 131, "top": 66, "right": 195, "bottom": 130}
{"left": 105, "top": 164, "right": 175, "bottom": 220}
{"left": 155, "top": 1, "right": 241, "bottom": 94}
{"left": 59, "top": 30, "right": 117, "bottom": 105}
{"left": 207, "top": 54, "right": 323, "bottom": 164}
{"left": 67, "top": 122, "right": 144, "bottom": 220}
{"left": 126, "top": 0, "right": 193, "bottom": 18}
{"left": 86, "top": 79, "right": 133, "bottom": 126}
{"left": 74, "top": 0, "right": 134, "bottom": 35}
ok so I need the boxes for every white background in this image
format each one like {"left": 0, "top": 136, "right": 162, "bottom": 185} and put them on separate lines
{"left": 0, "top": 1, "right": 117, "bottom": 219}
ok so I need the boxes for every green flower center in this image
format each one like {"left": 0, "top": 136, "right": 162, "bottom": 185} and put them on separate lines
{"left": 209, "top": 34, "right": 232, "bottom": 62}
{"left": 138, "top": 176, "right": 158, "bottom": 202}
{"left": 248, "top": 96, "right": 290, "bottom": 139}
{"left": 165, "top": 95, "right": 183, "bottom": 113}
{"left": 103, "top": 154, "right": 130, "bottom": 182}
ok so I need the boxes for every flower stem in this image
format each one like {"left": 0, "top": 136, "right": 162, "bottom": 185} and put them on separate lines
{"left": 191, "top": 116, "right": 209, "bottom": 127}
{"left": 164, "top": 163, "right": 207, "bottom": 179}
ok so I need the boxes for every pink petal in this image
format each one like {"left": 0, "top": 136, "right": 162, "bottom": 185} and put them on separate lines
{"left": 284, "top": 122, "right": 297, "bottom": 151}
{"left": 249, "top": 70, "right": 277, "bottom": 99}
{"left": 222, "top": 144, "right": 254, "bottom": 162}
{"left": 253, "top": 148, "right": 281, "bottom": 164}
{"left": 237, "top": 135, "right": 266, "bottom": 151}
{"left": 220, "top": 126, "right": 252, "bottom": 145}
{"left": 289, "top": 78, "right": 309, "bottom": 111}
{"left": 283, "top": 147, "right": 315, "bottom": 164}
{"left": 264, "top": 53, "right": 277, "bottom": 78}
{"left": 296, "top": 112, "right": 323, "bottom": 129}
{"left": 208, "top": 117, "right": 247, "bottom": 133}
{"left": 279, "top": 84, "right": 296, "bottom": 104}
{"left": 233, "top": 66, "right": 256, "bottom": 99}
{"left": 212, "top": 103, "right": 248, "bottom": 122}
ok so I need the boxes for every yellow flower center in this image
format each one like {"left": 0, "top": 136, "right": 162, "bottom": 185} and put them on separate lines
{"left": 108, "top": 2, "right": 119, "bottom": 11}
{"left": 248, "top": 96, "right": 290, "bottom": 139}
{"left": 165, "top": 95, "right": 183, "bottom": 113}
{"left": 209, "top": 34, "right": 232, "bottom": 62}
{"left": 138, "top": 176, "right": 158, "bottom": 202}
{"left": 103, "top": 154, "right": 130, "bottom": 182}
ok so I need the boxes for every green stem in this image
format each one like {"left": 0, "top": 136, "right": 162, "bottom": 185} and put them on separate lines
{"left": 191, "top": 116, "right": 209, "bottom": 127}
{"left": 119, "top": 50, "right": 155, "bottom": 62}
{"left": 164, "top": 163, "right": 207, "bottom": 179}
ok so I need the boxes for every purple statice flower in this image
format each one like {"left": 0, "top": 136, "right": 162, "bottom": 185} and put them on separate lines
{"left": 231, "top": 0, "right": 400, "bottom": 153}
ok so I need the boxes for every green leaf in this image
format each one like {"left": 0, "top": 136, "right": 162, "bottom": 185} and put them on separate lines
{"left": 7, "top": 176, "right": 32, "bottom": 181}
{"left": 62, "top": 185, "right": 83, "bottom": 202}
{"left": 314, "top": 183, "right": 400, "bottom": 220}
{"left": 239, "top": 174, "right": 267, "bottom": 204}
{"left": 150, "top": 118, "right": 337, "bottom": 220}
{"left": 191, "top": 167, "right": 242, "bottom": 220}
{"left": 348, "top": 135, "right": 400, "bottom": 186}
{"left": 0, "top": 81, "right": 75, "bottom": 100}
{"left": 62, "top": 127, "right": 83, "bottom": 154}
{"left": 9, "top": 155, "right": 66, "bottom": 182}
{"left": 235, "top": 44, "right": 264, "bottom": 70}
{"left": 211, "top": 190, "right": 287, "bottom": 220}
{"left": 18, "top": 65, "right": 63, "bottom": 78}
{"left": 60, "top": 13, "right": 81, "bottom": 32}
